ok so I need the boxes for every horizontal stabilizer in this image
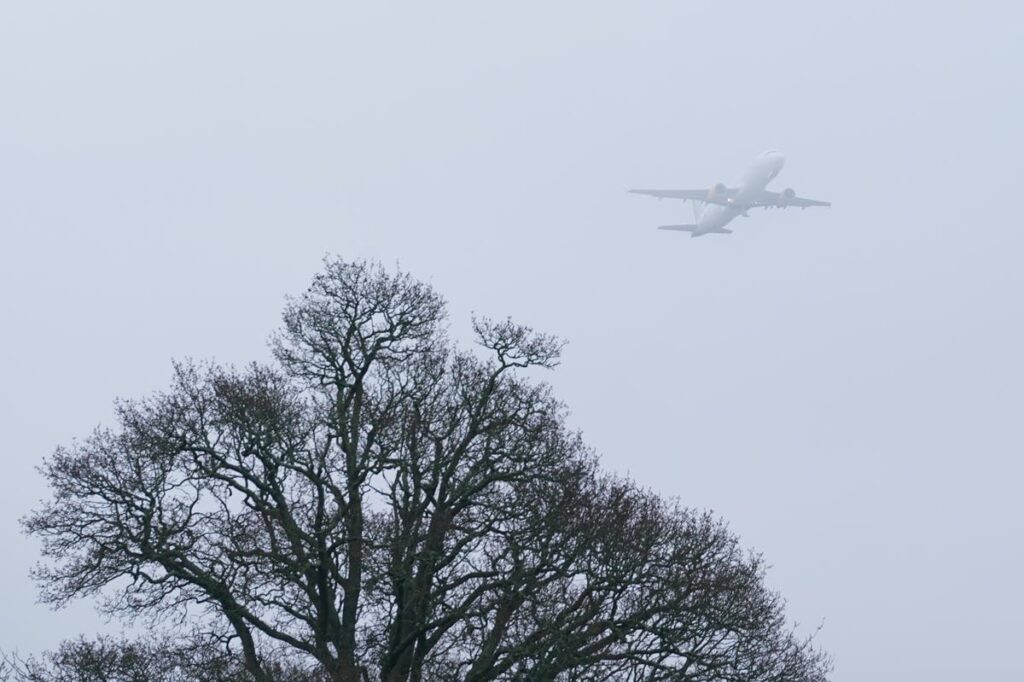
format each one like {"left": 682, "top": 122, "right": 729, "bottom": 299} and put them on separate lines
{"left": 657, "top": 225, "right": 733, "bottom": 237}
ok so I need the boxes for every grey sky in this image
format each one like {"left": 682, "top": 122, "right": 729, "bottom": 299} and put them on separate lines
{"left": 2, "top": 2, "right": 1022, "bottom": 679}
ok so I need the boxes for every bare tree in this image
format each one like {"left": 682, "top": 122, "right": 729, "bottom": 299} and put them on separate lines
{"left": 1, "top": 633, "right": 325, "bottom": 682}
{"left": 23, "top": 258, "right": 830, "bottom": 681}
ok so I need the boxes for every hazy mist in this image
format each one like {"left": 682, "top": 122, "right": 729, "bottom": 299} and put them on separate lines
{"left": 2, "top": 2, "right": 1022, "bottom": 679}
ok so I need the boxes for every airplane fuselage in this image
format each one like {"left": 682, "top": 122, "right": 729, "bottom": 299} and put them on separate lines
{"left": 693, "top": 151, "right": 785, "bottom": 236}
{"left": 632, "top": 150, "right": 828, "bottom": 237}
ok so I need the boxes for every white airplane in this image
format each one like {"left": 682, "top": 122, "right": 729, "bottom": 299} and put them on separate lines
{"left": 630, "top": 151, "right": 830, "bottom": 237}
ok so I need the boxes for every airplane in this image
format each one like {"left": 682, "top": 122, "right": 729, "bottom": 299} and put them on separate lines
{"left": 629, "top": 151, "right": 829, "bottom": 237}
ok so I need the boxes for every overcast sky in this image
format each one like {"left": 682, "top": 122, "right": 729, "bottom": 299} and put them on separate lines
{"left": 2, "top": 2, "right": 1022, "bottom": 679}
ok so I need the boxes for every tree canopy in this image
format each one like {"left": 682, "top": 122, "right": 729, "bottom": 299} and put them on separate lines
{"left": 19, "top": 258, "right": 830, "bottom": 682}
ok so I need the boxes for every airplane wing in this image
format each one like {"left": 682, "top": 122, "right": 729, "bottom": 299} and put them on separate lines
{"left": 751, "top": 190, "right": 830, "bottom": 208}
{"left": 629, "top": 189, "right": 709, "bottom": 200}
{"left": 629, "top": 187, "right": 737, "bottom": 205}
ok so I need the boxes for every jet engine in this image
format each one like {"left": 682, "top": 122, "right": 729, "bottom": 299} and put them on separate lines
{"left": 706, "top": 182, "right": 728, "bottom": 202}
{"left": 778, "top": 188, "right": 796, "bottom": 206}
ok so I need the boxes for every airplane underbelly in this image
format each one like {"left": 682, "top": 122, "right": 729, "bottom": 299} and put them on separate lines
{"left": 697, "top": 206, "right": 737, "bottom": 234}
{"left": 733, "top": 180, "right": 768, "bottom": 206}
{"left": 733, "top": 188, "right": 758, "bottom": 204}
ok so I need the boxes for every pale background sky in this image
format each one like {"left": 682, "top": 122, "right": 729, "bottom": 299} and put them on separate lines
{"left": 2, "top": 2, "right": 1022, "bottom": 679}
